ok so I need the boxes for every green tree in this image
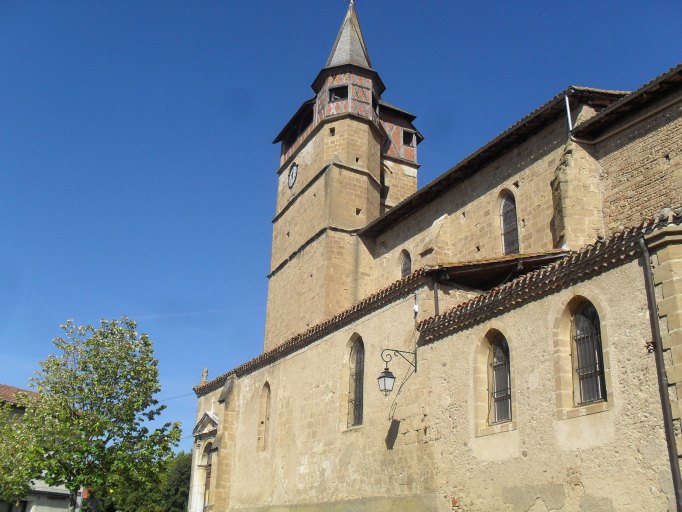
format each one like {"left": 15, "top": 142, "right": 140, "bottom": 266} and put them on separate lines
{"left": 20, "top": 317, "right": 181, "bottom": 511}
{"left": 0, "top": 400, "right": 36, "bottom": 504}
{"left": 96, "top": 450, "right": 191, "bottom": 512}
{"left": 160, "top": 451, "right": 191, "bottom": 512}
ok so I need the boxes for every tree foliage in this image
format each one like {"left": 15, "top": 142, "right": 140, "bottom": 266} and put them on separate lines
{"left": 10, "top": 317, "right": 181, "bottom": 510}
{"left": 96, "top": 450, "right": 192, "bottom": 512}
{"left": 0, "top": 400, "right": 36, "bottom": 504}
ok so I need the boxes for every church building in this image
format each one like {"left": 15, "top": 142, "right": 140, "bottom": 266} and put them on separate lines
{"left": 190, "top": 3, "right": 682, "bottom": 510}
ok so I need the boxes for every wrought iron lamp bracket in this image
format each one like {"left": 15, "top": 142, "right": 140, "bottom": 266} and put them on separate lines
{"left": 380, "top": 348, "right": 417, "bottom": 372}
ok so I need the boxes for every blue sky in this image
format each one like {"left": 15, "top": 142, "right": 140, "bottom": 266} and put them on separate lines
{"left": 1, "top": 0, "right": 680, "bottom": 451}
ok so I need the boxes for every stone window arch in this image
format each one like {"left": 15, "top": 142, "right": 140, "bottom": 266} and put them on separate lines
{"left": 572, "top": 301, "right": 606, "bottom": 404}
{"left": 474, "top": 327, "right": 517, "bottom": 436}
{"left": 500, "top": 191, "right": 519, "bottom": 255}
{"left": 348, "top": 337, "right": 365, "bottom": 427}
{"left": 489, "top": 332, "right": 512, "bottom": 424}
{"left": 553, "top": 293, "right": 612, "bottom": 419}
{"left": 257, "top": 382, "right": 271, "bottom": 451}
{"left": 200, "top": 442, "right": 213, "bottom": 509}
{"left": 400, "top": 250, "right": 412, "bottom": 278}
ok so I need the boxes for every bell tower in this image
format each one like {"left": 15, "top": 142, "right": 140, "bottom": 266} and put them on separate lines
{"left": 264, "top": 2, "right": 422, "bottom": 351}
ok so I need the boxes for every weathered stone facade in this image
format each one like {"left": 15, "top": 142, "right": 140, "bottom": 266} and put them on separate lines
{"left": 190, "top": 3, "right": 682, "bottom": 511}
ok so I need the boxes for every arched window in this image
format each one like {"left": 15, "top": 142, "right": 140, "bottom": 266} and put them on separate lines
{"left": 348, "top": 339, "right": 365, "bottom": 427}
{"left": 400, "top": 250, "right": 412, "bottom": 278}
{"left": 201, "top": 444, "right": 213, "bottom": 509}
{"left": 257, "top": 382, "right": 271, "bottom": 451}
{"left": 500, "top": 192, "right": 519, "bottom": 255}
{"left": 489, "top": 333, "right": 511, "bottom": 424}
{"left": 572, "top": 301, "right": 606, "bottom": 404}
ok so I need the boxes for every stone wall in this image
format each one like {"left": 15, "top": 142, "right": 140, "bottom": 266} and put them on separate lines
{"left": 649, "top": 225, "right": 682, "bottom": 484}
{"left": 196, "top": 257, "right": 673, "bottom": 511}
{"left": 371, "top": 117, "right": 571, "bottom": 293}
{"left": 596, "top": 93, "right": 682, "bottom": 233}
{"left": 381, "top": 157, "right": 418, "bottom": 212}
{"left": 266, "top": 116, "right": 383, "bottom": 350}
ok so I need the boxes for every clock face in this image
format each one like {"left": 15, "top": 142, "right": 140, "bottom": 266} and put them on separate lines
{"left": 288, "top": 163, "right": 298, "bottom": 189}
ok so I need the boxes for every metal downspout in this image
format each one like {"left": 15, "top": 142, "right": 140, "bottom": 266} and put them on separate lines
{"left": 639, "top": 236, "right": 682, "bottom": 511}
{"left": 564, "top": 95, "right": 573, "bottom": 132}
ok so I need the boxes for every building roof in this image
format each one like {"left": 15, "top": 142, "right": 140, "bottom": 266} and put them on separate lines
{"left": 325, "top": 1, "right": 373, "bottom": 71}
{"left": 194, "top": 267, "right": 431, "bottom": 396}
{"left": 572, "top": 63, "right": 682, "bottom": 140}
{"left": 359, "top": 86, "right": 627, "bottom": 237}
{"left": 429, "top": 251, "right": 569, "bottom": 290}
{"left": 272, "top": 97, "right": 315, "bottom": 144}
{"left": 0, "top": 383, "right": 38, "bottom": 406}
{"left": 195, "top": 207, "right": 682, "bottom": 397}
{"left": 417, "top": 207, "right": 682, "bottom": 344}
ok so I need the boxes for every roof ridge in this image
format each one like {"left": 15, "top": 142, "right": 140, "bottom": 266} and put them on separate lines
{"left": 360, "top": 85, "right": 628, "bottom": 237}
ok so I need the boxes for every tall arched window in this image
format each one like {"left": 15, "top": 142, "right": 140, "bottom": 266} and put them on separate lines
{"left": 201, "top": 444, "right": 213, "bottom": 509}
{"left": 348, "top": 339, "right": 365, "bottom": 427}
{"left": 400, "top": 250, "right": 412, "bottom": 278}
{"left": 573, "top": 301, "right": 606, "bottom": 404}
{"left": 500, "top": 192, "right": 519, "bottom": 255}
{"left": 489, "top": 333, "right": 511, "bottom": 424}
{"left": 257, "top": 382, "right": 271, "bottom": 451}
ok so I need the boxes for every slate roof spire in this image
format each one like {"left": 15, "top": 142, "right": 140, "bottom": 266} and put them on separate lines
{"left": 325, "top": 0, "right": 373, "bottom": 70}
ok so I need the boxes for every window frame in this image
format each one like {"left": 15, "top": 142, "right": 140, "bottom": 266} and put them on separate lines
{"left": 347, "top": 339, "right": 365, "bottom": 428}
{"left": 552, "top": 293, "right": 613, "bottom": 420}
{"left": 400, "top": 250, "right": 412, "bottom": 278}
{"left": 488, "top": 333, "right": 512, "bottom": 425}
{"left": 329, "top": 85, "right": 349, "bottom": 103}
{"left": 572, "top": 302, "right": 607, "bottom": 405}
{"left": 474, "top": 327, "right": 517, "bottom": 437}
{"left": 500, "top": 192, "right": 520, "bottom": 255}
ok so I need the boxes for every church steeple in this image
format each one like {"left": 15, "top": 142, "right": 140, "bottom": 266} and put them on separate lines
{"left": 265, "top": 2, "right": 422, "bottom": 351}
{"left": 325, "top": 1, "right": 373, "bottom": 70}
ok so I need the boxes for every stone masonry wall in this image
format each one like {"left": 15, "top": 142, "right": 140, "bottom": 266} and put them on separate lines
{"left": 267, "top": 115, "right": 383, "bottom": 350}
{"left": 264, "top": 236, "right": 329, "bottom": 351}
{"left": 371, "top": 117, "right": 571, "bottom": 293}
{"left": 596, "top": 93, "right": 682, "bottom": 233}
{"left": 649, "top": 226, "right": 682, "bottom": 484}
{"left": 381, "top": 158, "right": 418, "bottom": 212}
{"left": 199, "top": 258, "right": 672, "bottom": 511}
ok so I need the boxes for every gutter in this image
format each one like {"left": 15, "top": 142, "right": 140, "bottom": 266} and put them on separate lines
{"left": 638, "top": 236, "right": 682, "bottom": 511}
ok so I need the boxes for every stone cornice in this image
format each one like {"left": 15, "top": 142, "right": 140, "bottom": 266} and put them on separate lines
{"left": 267, "top": 226, "right": 360, "bottom": 279}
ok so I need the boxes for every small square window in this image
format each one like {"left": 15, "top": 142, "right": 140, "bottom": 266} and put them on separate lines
{"left": 329, "top": 86, "right": 348, "bottom": 102}
{"left": 403, "top": 130, "right": 415, "bottom": 147}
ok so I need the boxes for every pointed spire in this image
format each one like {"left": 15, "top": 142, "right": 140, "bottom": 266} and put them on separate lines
{"left": 325, "top": 1, "right": 373, "bottom": 70}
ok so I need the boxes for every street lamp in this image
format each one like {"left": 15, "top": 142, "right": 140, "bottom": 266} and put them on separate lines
{"left": 377, "top": 366, "right": 396, "bottom": 396}
{"left": 377, "top": 348, "right": 417, "bottom": 396}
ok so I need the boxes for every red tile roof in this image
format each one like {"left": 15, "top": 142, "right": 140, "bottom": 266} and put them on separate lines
{"left": 417, "top": 207, "right": 682, "bottom": 343}
{"left": 195, "top": 207, "right": 682, "bottom": 398}
{"left": 194, "top": 268, "right": 432, "bottom": 396}
{"left": 0, "top": 383, "right": 38, "bottom": 406}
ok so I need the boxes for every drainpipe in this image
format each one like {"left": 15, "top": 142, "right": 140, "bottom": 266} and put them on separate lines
{"left": 639, "top": 236, "right": 682, "bottom": 511}
{"left": 564, "top": 95, "right": 573, "bottom": 132}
